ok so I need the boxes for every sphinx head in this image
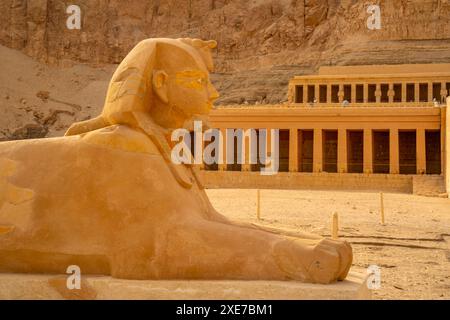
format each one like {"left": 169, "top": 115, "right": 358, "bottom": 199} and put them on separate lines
{"left": 150, "top": 39, "right": 220, "bottom": 130}
{"left": 65, "top": 38, "right": 219, "bottom": 137}
{"left": 97, "top": 38, "right": 219, "bottom": 132}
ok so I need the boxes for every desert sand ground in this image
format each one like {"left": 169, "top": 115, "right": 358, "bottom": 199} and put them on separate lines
{"left": 206, "top": 189, "right": 450, "bottom": 300}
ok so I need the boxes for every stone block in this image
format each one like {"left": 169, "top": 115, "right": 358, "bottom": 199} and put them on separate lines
{"left": 0, "top": 272, "right": 371, "bottom": 300}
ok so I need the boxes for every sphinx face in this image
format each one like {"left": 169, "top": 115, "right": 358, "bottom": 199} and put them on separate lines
{"left": 162, "top": 52, "right": 219, "bottom": 127}
{"left": 171, "top": 71, "right": 218, "bottom": 115}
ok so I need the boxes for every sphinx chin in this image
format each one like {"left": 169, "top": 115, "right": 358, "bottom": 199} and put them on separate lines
{"left": 182, "top": 115, "right": 211, "bottom": 131}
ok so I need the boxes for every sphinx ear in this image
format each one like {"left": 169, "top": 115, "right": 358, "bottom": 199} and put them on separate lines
{"left": 152, "top": 70, "right": 169, "bottom": 104}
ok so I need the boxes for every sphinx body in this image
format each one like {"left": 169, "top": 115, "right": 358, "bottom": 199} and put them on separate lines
{"left": 0, "top": 38, "right": 352, "bottom": 284}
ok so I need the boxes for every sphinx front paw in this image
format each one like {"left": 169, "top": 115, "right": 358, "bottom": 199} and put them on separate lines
{"left": 307, "top": 238, "right": 353, "bottom": 283}
{"left": 273, "top": 237, "right": 352, "bottom": 284}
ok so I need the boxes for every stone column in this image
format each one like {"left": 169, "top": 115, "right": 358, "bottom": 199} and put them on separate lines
{"left": 390, "top": 129, "right": 399, "bottom": 174}
{"left": 315, "top": 85, "right": 320, "bottom": 103}
{"left": 338, "top": 129, "right": 347, "bottom": 173}
{"left": 351, "top": 84, "right": 356, "bottom": 104}
{"left": 440, "top": 82, "right": 447, "bottom": 104}
{"left": 401, "top": 83, "right": 407, "bottom": 103}
{"left": 363, "top": 129, "right": 373, "bottom": 174}
{"left": 415, "top": 83, "right": 420, "bottom": 102}
{"left": 375, "top": 84, "right": 381, "bottom": 103}
{"left": 242, "top": 131, "right": 251, "bottom": 172}
{"left": 303, "top": 85, "right": 308, "bottom": 105}
{"left": 313, "top": 129, "right": 323, "bottom": 173}
{"left": 444, "top": 103, "right": 450, "bottom": 193}
{"left": 416, "top": 128, "right": 426, "bottom": 174}
{"left": 388, "top": 83, "right": 394, "bottom": 103}
{"left": 264, "top": 128, "right": 272, "bottom": 172}
{"left": 338, "top": 85, "right": 344, "bottom": 103}
{"left": 327, "top": 84, "right": 332, "bottom": 104}
{"left": 290, "top": 84, "right": 297, "bottom": 104}
{"left": 199, "top": 135, "right": 205, "bottom": 170}
{"left": 267, "top": 128, "right": 272, "bottom": 157}
{"left": 289, "top": 129, "right": 299, "bottom": 172}
{"left": 428, "top": 82, "right": 433, "bottom": 103}
{"left": 363, "top": 83, "right": 369, "bottom": 103}
{"left": 441, "top": 106, "right": 446, "bottom": 175}
{"left": 298, "top": 130, "right": 303, "bottom": 171}
{"left": 219, "top": 128, "right": 227, "bottom": 171}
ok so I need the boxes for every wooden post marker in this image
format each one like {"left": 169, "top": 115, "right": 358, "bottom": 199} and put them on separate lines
{"left": 331, "top": 212, "right": 339, "bottom": 239}
{"left": 380, "top": 192, "right": 385, "bottom": 225}
{"left": 256, "top": 189, "right": 261, "bottom": 220}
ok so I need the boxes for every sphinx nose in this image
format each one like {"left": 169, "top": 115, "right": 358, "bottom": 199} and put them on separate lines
{"left": 208, "top": 83, "right": 220, "bottom": 102}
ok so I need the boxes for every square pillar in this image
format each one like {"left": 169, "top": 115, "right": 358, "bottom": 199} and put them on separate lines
{"left": 446, "top": 102, "right": 450, "bottom": 193}
{"left": 298, "top": 130, "right": 303, "bottom": 171}
{"left": 363, "top": 83, "right": 369, "bottom": 103}
{"left": 199, "top": 136, "right": 206, "bottom": 170}
{"left": 415, "top": 83, "right": 420, "bottom": 102}
{"left": 338, "top": 85, "right": 344, "bottom": 103}
{"left": 219, "top": 128, "right": 227, "bottom": 171}
{"left": 303, "top": 85, "right": 308, "bottom": 105}
{"left": 441, "top": 106, "right": 446, "bottom": 175}
{"left": 440, "top": 82, "right": 447, "bottom": 104}
{"left": 289, "top": 128, "right": 299, "bottom": 172}
{"left": 388, "top": 83, "right": 394, "bottom": 103}
{"left": 351, "top": 84, "right": 356, "bottom": 104}
{"left": 338, "top": 129, "right": 347, "bottom": 173}
{"left": 313, "top": 129, "right": 323, "bottom": 173}
{"left": 288, "top": 84, "right": 294, "bottom": 103}
{"left": 363, "top": 129, "right": 373, "bottom": 174}
{"left": 416, "top": 128, "right": 426, "bottom": 174}
{"left": 267, "top": 128, "right": 272, "bottom": 158}
{"left": 375, "top": 84, "right": 381, "bottom": 103}
{"left": 242, "top": 131, "right": 251, "bottom": 172}
{"left": 428, "top": 82, "right": 433, "bottom": 102}
{"left": 390, "top": 129, "right": 399, "bottom": 174}
{"left": 327, "top": 84, "right": 332, "bottom": 104}
{"left": 401, "top": 83, "right": 407, "bottom": 103}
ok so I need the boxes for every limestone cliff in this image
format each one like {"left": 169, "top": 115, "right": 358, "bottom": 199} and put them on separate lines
{"left": 1, "top": 0, "right": 450, "bottom": 136}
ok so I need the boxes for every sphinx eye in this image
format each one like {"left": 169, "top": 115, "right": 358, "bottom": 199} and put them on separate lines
{"left": 193, "top": 78, "right": 207, "bottom": 87}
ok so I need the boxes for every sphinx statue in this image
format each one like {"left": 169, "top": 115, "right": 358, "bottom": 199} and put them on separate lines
{"left": 0, "top": 38, "right": 352, "bottom": 284}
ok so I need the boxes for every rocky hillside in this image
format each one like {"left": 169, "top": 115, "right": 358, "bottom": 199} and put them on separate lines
{"left": 1, "top": 0, "right": 450, "bottom": 139}
{"left": 0, "top": 44, "right": 113, "bottom": 140}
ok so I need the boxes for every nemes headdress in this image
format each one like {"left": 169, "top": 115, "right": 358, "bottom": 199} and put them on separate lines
{"left": 65, "top": 38, "right": 217, "bottom": 189}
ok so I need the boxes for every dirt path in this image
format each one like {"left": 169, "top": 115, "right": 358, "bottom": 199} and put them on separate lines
{"left": 206, "top": 189, "right": 450, "bottom": 299}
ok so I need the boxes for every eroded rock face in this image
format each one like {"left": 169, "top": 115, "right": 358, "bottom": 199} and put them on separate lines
{"left": 1, "top": 0, "right": 450, "bottom": 106}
